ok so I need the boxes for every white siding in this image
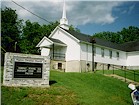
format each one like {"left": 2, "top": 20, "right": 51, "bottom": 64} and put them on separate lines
{"left": 39, "top": 39, "right": 52, "bottom": 47}
{"left": 50, "top": 29, "right": 80, "bottom": 61}
{"left": 127, "top": 51, "right": 139, "bottom": 66}
{"left": 80, "top": 43, "right": 127, "bottom": 66}
{"left": 95, "top": 46, "right": 127, "bottom": 66}
{"left": 41, "top": 48, "right": 50, "bottom": 56}
{"left": 80, "top": 43, "right": 92, "bottom": 61}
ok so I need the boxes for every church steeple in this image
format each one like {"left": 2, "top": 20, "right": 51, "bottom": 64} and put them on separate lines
{"left": 60, "top": 0, "right": 69, "bottom": 30}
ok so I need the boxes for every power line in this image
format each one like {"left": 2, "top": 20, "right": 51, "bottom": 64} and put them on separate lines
{"left": 11, "top": 0, "right": 52, "bottom": 24}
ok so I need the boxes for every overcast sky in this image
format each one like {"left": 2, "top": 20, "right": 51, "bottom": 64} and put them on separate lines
{"left": 2, "top": 0, "right": 139, "bottom": 35}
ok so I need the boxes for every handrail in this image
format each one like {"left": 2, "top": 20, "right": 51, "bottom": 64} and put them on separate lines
{"left": 97, "top": 63, "right": 139, "bottom": 82}
{"left": 50, "top": 53, "right": 65, "bottom": 61}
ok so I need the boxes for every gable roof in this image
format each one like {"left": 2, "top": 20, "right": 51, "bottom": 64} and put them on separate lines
{"left": 36, "top": 36, "right": 53, "bottom": 47}
{"left": 49, "top": 38, "right": 66, "bottom": 45}
{"left": 62, "top": 27, "right": 91, "bottom": 43}
{"left": 36, "top": 36, "right": 66, "bottom": 48}
{"left": 49, "top": 26, "right": 80, "bottom": 42}
{"left": 60, "top": 27, "right": 139, "bottom": 52}
{"left": 49, "top": 38, "right": 67, "bottom": 46}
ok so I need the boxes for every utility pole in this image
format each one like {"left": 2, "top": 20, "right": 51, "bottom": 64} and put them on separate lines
{"left": 91, "top": 38, "right": 96, "bottom": 72}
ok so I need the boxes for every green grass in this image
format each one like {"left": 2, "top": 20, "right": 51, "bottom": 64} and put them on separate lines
{"left": 1, "top": 66, "right": 4, "bottom": 83}
{"left": 2, "top": 70, "right": 132, "bottom": 105}
{"left": 96, "top": 70, "right": 139, "bottom": 82}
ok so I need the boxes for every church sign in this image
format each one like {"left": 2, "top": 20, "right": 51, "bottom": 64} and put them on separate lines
{"left": 14, "top": 62, "right": 42, "bottom": 78}
{"left": 3, "top": 52, "right": 50, "bottom": 87}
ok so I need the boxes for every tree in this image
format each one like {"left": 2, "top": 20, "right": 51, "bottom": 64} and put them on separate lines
{"left": 20, "top": 20, "right": 60, "bottom": 54}
{"left": 93, "top": 26, "right": 139, "bottom": 44}
{"left": 1, "top": 7, "right": 22, "bottom": 52}
{"left": 119, "top": 26, "right": 139, "bottom": 43}
{"left": 93, "top": 31, "right": 122, "bottom": 44}
{"left": 20, "top": 20, "right": 42, "bottom": 54}
{"left": 20, "top": 20, "right": 81, "bottom": 54}
{"left": 69, "top": 25, "right": 80, "bottom": 33}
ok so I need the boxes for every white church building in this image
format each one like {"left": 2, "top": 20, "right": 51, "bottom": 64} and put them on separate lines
{"left": 36, "top": 1, "right": 139, "bottom": 72}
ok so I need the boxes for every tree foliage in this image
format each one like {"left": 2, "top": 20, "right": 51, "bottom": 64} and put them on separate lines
{"left": 1, "top": 7, "right": 81, "bottom": 54}
{"left": 1, "top": 7, "right": 22, "bottom": 52}
{"left": 20, "top": 20, "right": 60, "bottom": 54}
{"left": 93, "top": 26, "right": 139, "bottom": 44}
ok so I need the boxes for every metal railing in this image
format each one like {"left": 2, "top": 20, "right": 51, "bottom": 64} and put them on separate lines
{"left": 50, "top": 53, "right": 65, "bottom": 61}
{"left": 96, "top": 64, "right": 139, "bottom": 83}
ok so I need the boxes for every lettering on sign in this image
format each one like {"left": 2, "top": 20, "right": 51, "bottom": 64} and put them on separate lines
{"left": 14, "top": 62, "right": 43, "bottom": 78}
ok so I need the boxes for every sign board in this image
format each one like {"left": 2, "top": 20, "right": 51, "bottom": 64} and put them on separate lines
{"left": 14, "top": 62, "right": 42, "bottom": 78}
{"left": 3, "top": 52, "right": 50, "bottom": 87}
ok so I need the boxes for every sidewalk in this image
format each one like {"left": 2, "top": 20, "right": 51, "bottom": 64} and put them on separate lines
{"left": 104, "top": 74, "right": 139, "bottom": 86}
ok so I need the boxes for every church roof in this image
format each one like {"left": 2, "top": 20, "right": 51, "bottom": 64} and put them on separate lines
{"left": 121, "top": 40, "right": 139, "bottom": 52}
{"left": 49, "top": 38, "right": 66, "bottom": 45}
{"left": 61, "top": 27, "right": 139, "bottom": 52}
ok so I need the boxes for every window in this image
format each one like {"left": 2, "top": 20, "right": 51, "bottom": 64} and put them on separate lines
{"left": 101, "top": 48, "right": 104, "bottom": 57}
{"left": 58, "top": 63, "right": 62, "bottom": 69}
{"left": 109, "top": 50, "right": 112, "bottom": 59}
{"left": 116, "top": 52, "right": 119, "bottom": 60}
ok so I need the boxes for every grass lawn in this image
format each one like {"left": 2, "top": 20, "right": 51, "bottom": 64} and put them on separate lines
{"left": 2, "top": 70, "right": 132, "bottom": 105}
{"left": 96, "top": 70, "right": 139, "bottom": 82}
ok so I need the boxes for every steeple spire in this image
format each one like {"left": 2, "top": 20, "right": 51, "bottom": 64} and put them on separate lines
{"left": 62, "top": 0, "right": 66, "bottom": 19}
{"left": 60, "top": 0, "right": 69, "bottom": 30}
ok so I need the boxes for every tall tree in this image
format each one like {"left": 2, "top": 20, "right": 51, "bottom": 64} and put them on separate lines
{"left": 20, "top": 20, "right": 60, "bottom": 54}
{"left": 93, "top": 31, "right": 122, "bottom": 43}
{"left": 1, "top": 7, "right": 22, "bottom": 52}
{"left": 93, "top": 26, "right": 139, "bottom": 44}
{"left": 119, "top": 26, "right": 139, "bottom": 43}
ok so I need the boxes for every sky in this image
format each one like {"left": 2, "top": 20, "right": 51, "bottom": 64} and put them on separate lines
{"left": 1, "top": 0, "right": 139, "bottom": 35}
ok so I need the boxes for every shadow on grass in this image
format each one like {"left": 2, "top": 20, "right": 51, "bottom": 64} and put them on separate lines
{"left": 49, "top": 80, "right": 57, "bottom": 86}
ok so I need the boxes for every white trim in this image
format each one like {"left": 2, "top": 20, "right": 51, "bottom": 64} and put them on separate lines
{"left": 48, "top": 26, "right": 59, "bottom": 38}
{"left": 59, "top": 27, "right": 80, "bottom": 42}
{"left": 49, "top": 26, "right": 80, "bottom": 43}
{"left": 36, "top": 36, "right": 53, "bottom": 47}
{"left": 54, "top": 42, "right": 67, "bottom": 47}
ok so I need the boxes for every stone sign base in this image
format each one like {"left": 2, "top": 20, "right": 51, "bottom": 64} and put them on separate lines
{"left": 3, "top": 52, "right": 50, "bottom": 87}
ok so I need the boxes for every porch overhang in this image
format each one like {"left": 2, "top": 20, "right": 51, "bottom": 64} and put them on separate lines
{"left": 36, "top": 36, "right": 67, "bottom": 48}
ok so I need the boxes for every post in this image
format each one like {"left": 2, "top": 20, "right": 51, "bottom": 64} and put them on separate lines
{"left": 91, "top": 38, "right": 96, "bottom": 73}
{"left": 124, "top": 70, "right": 126, "bottom": 82}
{"left": 134, "top": 70, "right": 135, "bottom": 82}
{"left": 53, "top": 44, "right": 54, "bottom": 60}
{"left": 92, "top": 42, "right": 94, "bottom": 72}
{"left": 15, "top": 42, "right": 17, "bottom": 52}
{"left": 103, "top": 64, "right": 104, "bottom": 74}
{"left": 113, "top": 65, "right": 114, "bottom": 74}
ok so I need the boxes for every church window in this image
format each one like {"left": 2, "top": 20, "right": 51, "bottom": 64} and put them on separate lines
{"left": 116, "top": 52, "right": 119, "bottom": 60}
{"left": 109, "top": 50, "right": 112, "bottom": 59}
{"left": 101, "top": 48, "right": 104, "bottom": 57}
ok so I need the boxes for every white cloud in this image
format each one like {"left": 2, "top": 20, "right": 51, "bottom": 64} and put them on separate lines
{"left": 2, "top": 1, "right": 124, "bottom": 26}
{"left": 67, "top": 1, "right": 123, "bottom": 26}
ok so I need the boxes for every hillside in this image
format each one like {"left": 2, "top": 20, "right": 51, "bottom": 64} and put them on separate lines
{"left": 2, "top": 70, "right": 132, "bottom": 105}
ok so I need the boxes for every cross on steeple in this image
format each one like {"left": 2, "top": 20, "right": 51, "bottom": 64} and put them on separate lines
{"left": 60, "top": 0, "right": 69, "bottom": 30}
